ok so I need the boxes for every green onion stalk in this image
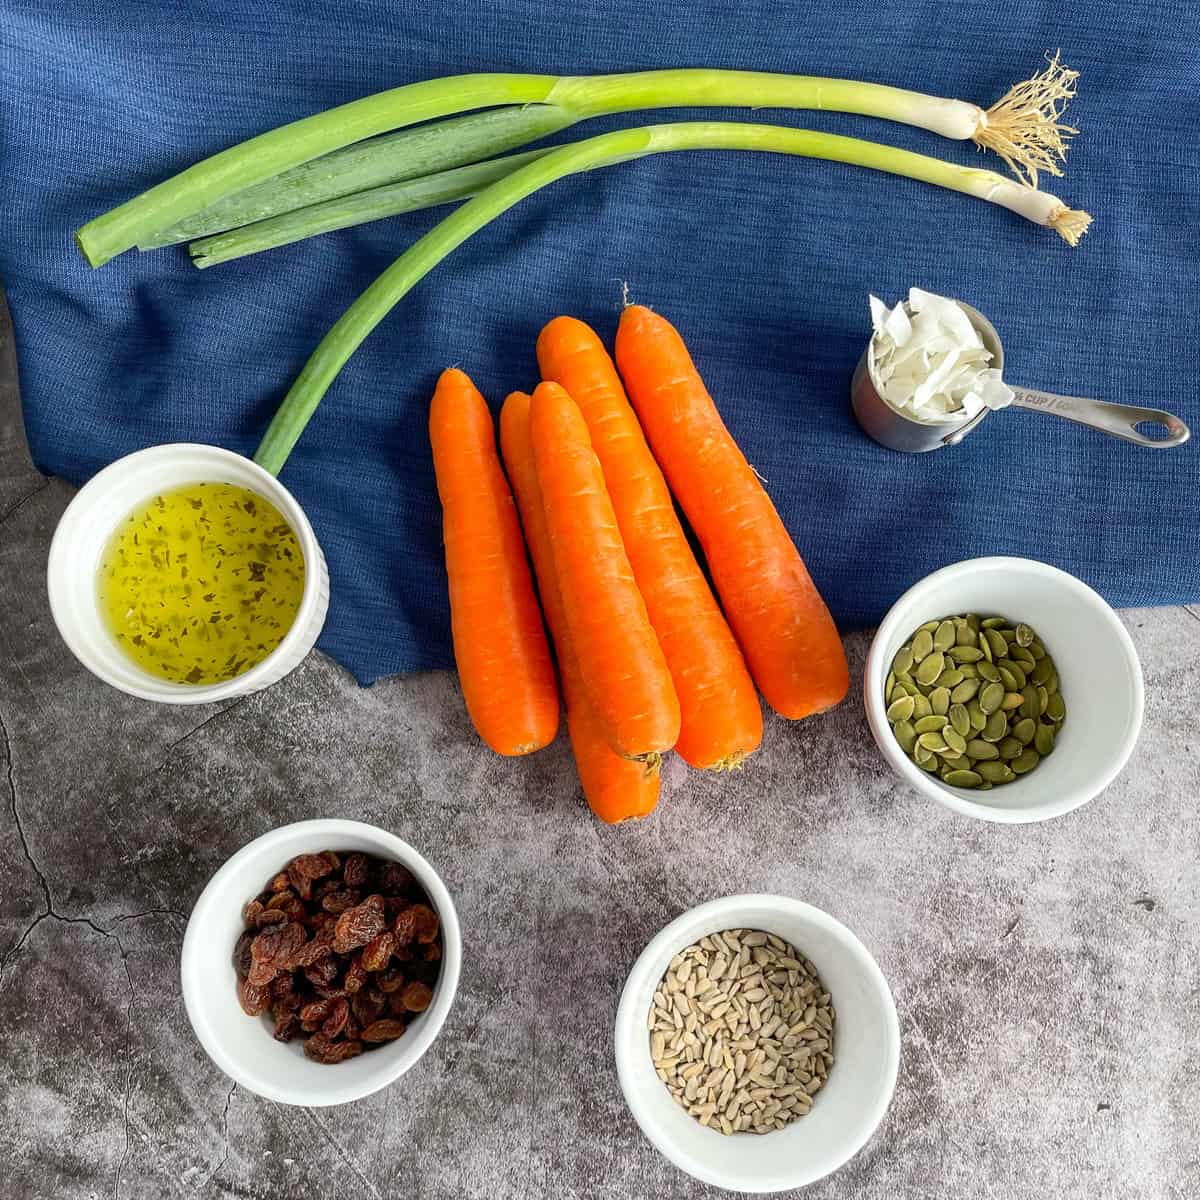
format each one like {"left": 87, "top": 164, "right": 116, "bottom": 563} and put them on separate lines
{"left": 250, "top": 120, "right": 1091, "bottom": 476}
{"left": 76, "top": 58, "right": 1078, "bottom": 267}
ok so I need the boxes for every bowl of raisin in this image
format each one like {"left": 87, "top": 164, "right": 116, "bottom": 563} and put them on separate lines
{"left": 182, "top": 819, "right": 460, "bottom": 1105}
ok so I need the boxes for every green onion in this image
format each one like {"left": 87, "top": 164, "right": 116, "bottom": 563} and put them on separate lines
{"left": 142, "top": 105, "right": 574, "bottom": 249}
{"left": 77, "top": 63, "right": 1078, "bottom": 267}
{"left": 187, "top": 148, "right": 551, "bottom": 267}
{"left": 252, "top": 120, "right": 1090, "bottom": 476}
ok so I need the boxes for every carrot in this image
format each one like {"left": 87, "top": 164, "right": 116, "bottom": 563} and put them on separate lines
{"left": 529, "top": 380, "right": 680, "bottom": 761}
{"left": 499, "top": 391, "right": 660, "bottom": 822}
{"left": 537, "top": 316, "right": 761, "bottom": 769}
{"left": 429, "top": 368, "right": 559, "bottom": 755}
{"left": 614, "top": 307, "right": 849, "bottom": 720}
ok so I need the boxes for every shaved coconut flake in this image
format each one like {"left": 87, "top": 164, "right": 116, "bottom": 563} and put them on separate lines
{"left": 868, "top": 289, "right": 1014, "bottom": 424}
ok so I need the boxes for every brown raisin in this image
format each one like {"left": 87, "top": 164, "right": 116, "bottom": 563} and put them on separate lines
{"left": 392, "top": 906, "right": 418, "bottom": 947}
{"left": 321, "top": 996, "right": 350, "bottom": 1039}
{"left": 293, "top": 925, "right": 335, "bottom": 968}
{"left": 343, "top": 956, "right": 368, "bottom": 995}
{"left": 333, "top": 901, "right": 386, "bottom": 954}
{"left": 303, "top": 1035, "right": 364, "bottom": 1064}
{"left": 314, "top": 878, "right": 340, "bottom": 900}
{"left": 361, "top": 931, "right": 395, "bottom": 973}
{"left": 321, "top": 888, "right": 361, "bottom": 915}
{"left": 319, "top": 850, "right": 340, "bottom": 873}
{"left": 304, "top": 955, "right": 339, "bottom": 988}
{"left": 423, "top": 942, "right": 442, "bottom": 963}
{"left": 299, "top": 998, "right": 333, "bottom": 1024}
{"left": 376, "top": 967, "right": 406, "bottom": 993}
{"left": 270, "top": 972, "right": 295, "bottom": 999}
{"left": 272, "top": 995, "right": 301, "bottom": 1041}
{"left": 268, "top": 871, "right": 292, "bottom": 893}
{"left": 288, "top": 852, "right": 335, "bottom": 891}
{"left": 376, "top": 861, "right": 415, "bottom": 896}
{"left": 352, "top": 987, "right": 387, "bottom": 1028}
{"left": 342, "top": 852, "right": 369, "bottom": 889}
{"left": 266, "top": 892, "right": 307, "bottom": 924}
{"left": 232, "top": 931, "right": 254, "bottom": 979}
{"left": 400, "top": 981, "right": 433, "bottom": 1013}
{"left": 361, "top": 1019, "right": 408, "bottom": 1043}
{"left": 238, "top": 977, "right": 272, "bottom": 1016}
{"left": 410, "top": 904, "right": 440, "bottom": 945}
{"left": 243, "top": 898, "right": 265, "bottom": 927}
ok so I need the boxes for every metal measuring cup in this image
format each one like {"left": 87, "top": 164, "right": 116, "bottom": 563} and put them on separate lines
{"left": 850, "top": 301, "right": 1190, "bottom": 452}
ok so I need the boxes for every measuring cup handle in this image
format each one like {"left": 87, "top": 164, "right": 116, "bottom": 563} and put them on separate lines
{"left": 1009, "top": 387, "right": 1190, "bottom": 448}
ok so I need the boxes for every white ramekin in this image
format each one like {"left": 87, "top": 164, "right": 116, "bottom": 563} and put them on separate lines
{"left": 181, "top": 819, "right": 461, "bottom": 1107}
{"left": 47, "top": 443, "right": 328, "bottom": 703}
{"left": 864, "top": 556, "right": 1144, "bottom": 824}
{"left": 615, "top": 894, "right": 899, "bottom": 1193}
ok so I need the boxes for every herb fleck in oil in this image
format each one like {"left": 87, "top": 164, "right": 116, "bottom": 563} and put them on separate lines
{"left": 98, "top": 482, "right": 305, "bottom": 684}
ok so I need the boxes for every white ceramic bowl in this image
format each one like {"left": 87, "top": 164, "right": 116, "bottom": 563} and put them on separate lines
{"left": 615, "top": 895, "right": 899, "bottom": 1193}
{"left": 865, "top": 556, "right": 1144, "bottom": 824}
{"left": 182, "top": 819, "right": 461, "bottom": 1106}
{"left": 47, "top": 442, "right": 329, "bottom": 703}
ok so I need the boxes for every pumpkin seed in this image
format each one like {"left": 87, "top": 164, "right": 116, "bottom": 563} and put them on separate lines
{"left": 943, "top": 727, "right": 967, "bottom": 755}
{"left": 977, "top": 781, "right": 993, "bottom": 791}
{"left": 915, "top": 653, "right": 945, "bottom": 686}
{"left": 976, "top": 760, "right": 1016, "bottom": 783}
{"left": 1045, "top": 692, "right": 1066, "bottom": 722}
{"left": 997, "top": 737, "right": 1024, "bottom": 760}
{"left": 980, "top": 617, "right": 1007, "bottom": 629}
{"left": 885, "top": 670, "right": 896, "bottom": 697}
{"left": 933, "top": 620, "right": 957, "bottom": 652}
{"left": 913, "top": 742, "right": 934, "bottom": 766}
{"left": 886, "top": 695, "right": 915, "bottom": 723}
{"left": 916, "top": 755, "right": 940, "bottom": 773}
{"left": 1034, "top": 723, "right": 1056, "bottom": 756}
{"left": 912, "top": 694, "right": 932, "bottom": 719}
{"left": 929, "top": 687, "right": 951, "bottom": 716}
{"left": 965, "top": 739, "right": 999, "bottom": 760}
{"left": 955, "top": 622, "right": 977, "bottom": 647}
{"left": 1014, "top": 623, "right": 1034, "bottom": 647}
{"left": 982, "top": 711, "right": 1008, "bottom": 742}
{"left": 958, "top": 663, "right": 979, "bottom": 679}
{"left": 935, "top": 668, "right": 965, "bottom": 688}
{"left": 997, "top": 665, "right": 1020, "bottom": 691}
{"left": 1001, "top": 692, "right": 1024, "bottom": 711}
{"left": 979, "top": 634, "right": 994, "bottom": 662}
{"left": 948, "top": 704, "right": 971, "bottom": 737}
{"left": 947, "top": 645, "right": 984, "bottom": 663}
{"left": 892, "top": 720, "right": 917, "bottom": 753}
{"left": 984, "top": 628, "right": 1008, "bottom": 659}
{"left": 917, "top": 732, "right": 949, "bottom": 753}
{"left": 977, "top": 661, "right": 1001, "bottom": 684}
{"left": 1044, "top": 668, "right": 1059, "bottom": 695}
{"left": 979, "top": 682, "right": 1005, "bottom": 714}
{"left": 1020, "top": 685, "right": 1040, "bottom": 719}
{"left": 1010, "top": 645, "right": 1036, "bottom": 669}
{"left": 1011, "top": 748, "right": 1041, "bottom": 774}
{"left": 911, "top": 629, "right": 934, "bottom": 662}
{"left": 914, "top": 715, "right": 948, "bottom": 734}
{"left": 1000, "top": 659, "right": 1027, "bottom": 688}
{"left": 892, "top": 647, "right": 914, "bottom": 676}
{"left": 1037, "top": 686, "right": 1048, "bottom": 715}
{"left": 967, "top": 700, "right": 987, "bottom": 731}
{"left": 1030, "top": 658, "right": 1053, "bottom": 686}
{"left": 1029, "top": 639, "right": 1046, "bottom": 660}
{"left": 950, "top": 678, "right": 980, "bottom": 704}
{"left": 1018, "top": 710, "right": 1042, "bottom": 739}
{"left": 917, "top": 619, "right": 940, "bottom": 633}
{"left": 937, "top": 745, "right": 963, "bottom": 762}
{"left": 943, "top": 769, "right": 982, "bottom": 788}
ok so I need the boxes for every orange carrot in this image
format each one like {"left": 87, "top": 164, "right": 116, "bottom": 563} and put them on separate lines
{"left": 529, "top": 380, "right": 680, "bottom": 761}
{"left": 500, "top": 391, "right": 660, "bottom": 822}
{"left": 614, "top": 307, "right": 849, "bottom": 720}
{"left": 429, "top": 368, "right": 559, "bottom": 755}
{"left": 537, "top": 316, "right": 761, "bottom": 769}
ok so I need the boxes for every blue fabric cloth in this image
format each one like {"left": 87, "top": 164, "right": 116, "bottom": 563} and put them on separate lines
{"left": 2, "top": 2, "right": 1197, "bottom": 684}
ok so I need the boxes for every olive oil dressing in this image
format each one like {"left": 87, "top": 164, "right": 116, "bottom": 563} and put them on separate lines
{"left": 98, "top": 482, "right": 305, "bottom": 684}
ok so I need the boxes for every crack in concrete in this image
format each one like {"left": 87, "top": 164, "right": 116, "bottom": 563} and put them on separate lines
{"left": 112, "top": 936, "right": 138, "bottom": 1200}
{"left": 0, "top": 476, "right": 50, "bottom": 528}
{"left": 297, "top": 1107, "right": 385, "bottom": 1200}
{"left": 207, "top": 1082, "right": 238, "bottom": 1187}
{"left": 131, "top": 696, "right": 250, "bottom": 789}
{"left": 1184, "top": 605, "right": 1200, "bottom": 627}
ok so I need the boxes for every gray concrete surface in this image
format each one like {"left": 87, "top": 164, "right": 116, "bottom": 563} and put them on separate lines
{"left": 0, "top": 290, "right": 1197, "bottom": 1200}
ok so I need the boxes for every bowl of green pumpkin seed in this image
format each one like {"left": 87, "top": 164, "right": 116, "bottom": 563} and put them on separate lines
{"left": 864, "top": 557, "right": 1144, "bottom": 824}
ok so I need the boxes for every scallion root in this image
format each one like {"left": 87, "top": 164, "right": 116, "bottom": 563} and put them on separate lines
{"left": 974, "top": 51, "right": 1079, "bottom": 187}
{"left": 1048, "top": 204, "right": 1093, "bottom": 246}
